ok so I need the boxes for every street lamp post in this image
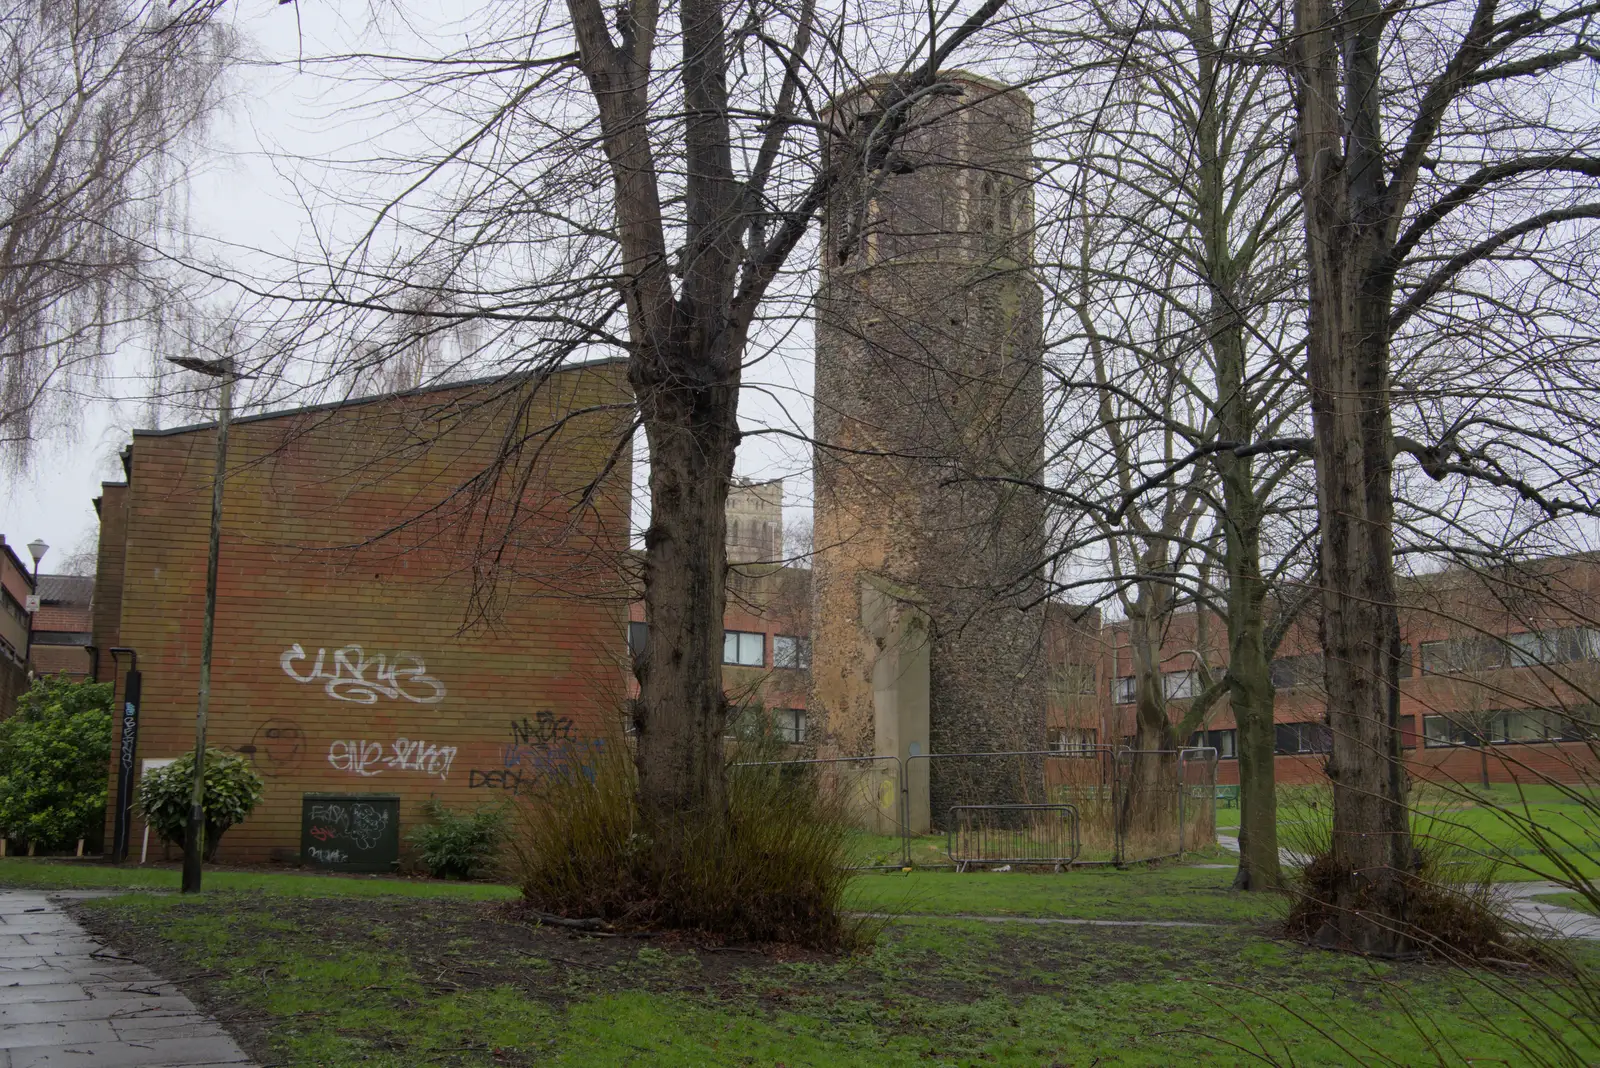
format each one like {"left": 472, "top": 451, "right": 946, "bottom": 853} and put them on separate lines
{"left": 24, "top": 540, "right": 47, "bottom": 673}
{"left": 168, "top": 356, "right": 243, "bottom": 895}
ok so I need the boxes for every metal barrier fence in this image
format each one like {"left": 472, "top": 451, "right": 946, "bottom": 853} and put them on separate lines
{"left": 736, "top": 746, "right": 1216, "bottom": 870}
{"left": 947, "top": 804, "right": 1081, "bottom": 871}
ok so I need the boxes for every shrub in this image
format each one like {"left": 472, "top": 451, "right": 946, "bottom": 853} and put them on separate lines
{"left": 511, "top": 735, "right": 862, "bottom": 947}
{"left": 137, "top": 748, "right": 264, "bottom": 861}
{"left": 0, "top": 676, "right": 113, "bottom": 849}
{"left": 1283, "top": 805, "right": 1525, "bottom": 962}
{"left": 409, "top": 801, "right": 506, "bottom": 879}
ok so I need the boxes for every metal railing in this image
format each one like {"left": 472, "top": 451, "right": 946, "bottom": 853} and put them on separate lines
{"left": 729, "top": 745, "right": 1216, "bottom": 871}
{"left": 947, "top": 803, "right": 1081, "bottom": 871}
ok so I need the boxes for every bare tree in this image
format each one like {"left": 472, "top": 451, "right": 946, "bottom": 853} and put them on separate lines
{"left": 1027, "top": 0, "right": 1313, "bottom": 887}
{"left": 238, "top": 0, "right": 1025, "bottom": 842}
{"left": 0, "top": 0, "right": 236, "bottom": 466}
{"left": 1289, "top": 0, "right": 1600, "bottom": 952}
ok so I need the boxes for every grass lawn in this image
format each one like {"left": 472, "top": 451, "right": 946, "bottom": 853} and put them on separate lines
{"left": 0, "top": 857, "right": 516, "bottom": 899}
{"left": 1216, "top": 782, "right": 1599, "bottom": 883}
{"left": 65, "top": 885, "right": 1593, "bottom": 1067}
{"left": 845, "top": 863, "right": 1278, "bottom": 924}
{"left": 0, "top": 857, "right": 1263, "bottom": 923}
{"left": 6, "top": 857, "right": 1591, "bottom": 1066}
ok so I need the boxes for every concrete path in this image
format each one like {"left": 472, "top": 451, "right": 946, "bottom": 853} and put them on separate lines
{"left": 0, "top": 890, "right": 254, "bottom": 1068}
{"left": 1213, "top": 835, "right": 1600, "bottom": 941}
{"left": 1496, "top": 881, "right": 1600, "bottom": 942}
{"left": 1215, "top": 833, "right": 1310, "bottom": 868}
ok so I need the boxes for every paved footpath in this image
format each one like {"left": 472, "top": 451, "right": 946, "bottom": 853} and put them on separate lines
{"left": 1216, "top": 835, "right": 1600, "bottom": 940}
{"left": 0, "top": 890, "right": 254, "bottom": 1068}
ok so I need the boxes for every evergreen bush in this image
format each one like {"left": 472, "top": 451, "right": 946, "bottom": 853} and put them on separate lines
{"left": 137, "top": 748, "right": 264, "bottom": 861}
{"left": 0, "top": 676, "right": 113, "bottom": 850}
{"left": 408, "top": 801, "right": 506, "bottom": 879}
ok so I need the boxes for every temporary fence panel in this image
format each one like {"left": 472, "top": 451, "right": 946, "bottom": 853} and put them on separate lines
{"left": 1113, "top": 748, "right": 1202, "bottom": 865}
{"left": 733, "top": 746, "right": 1210, "bottom": 871}
{"left": 946, "top": 804, "right": 1081, "bottom": 871}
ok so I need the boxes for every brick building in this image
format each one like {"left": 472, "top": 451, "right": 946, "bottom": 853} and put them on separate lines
{"left": 0, "top": 537, "right": 33, "bottom": 717}
{"left": 28, "top": 575, "right": 94, "bottom": 679}
{"left": 1055, "top": 556, "right": 1600, "bottom": 786}
{"left": 93, "top": 363, "right": 634, "bottom": 863}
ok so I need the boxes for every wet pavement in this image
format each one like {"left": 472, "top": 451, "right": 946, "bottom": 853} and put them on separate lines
{"left": 0, "top": 890, "right": 254, "bottom": 1068}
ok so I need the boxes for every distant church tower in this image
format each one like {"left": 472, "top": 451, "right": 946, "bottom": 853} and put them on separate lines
{"left": 811, "top": 74, "right": 1047, "bottom": 827}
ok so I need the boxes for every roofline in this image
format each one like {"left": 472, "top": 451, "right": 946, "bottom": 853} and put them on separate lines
{"left": 0, "top": 537, "right": 36, "bottom": 591}
{"left": 134, "top": 357, "right": 629, "bottom": 439}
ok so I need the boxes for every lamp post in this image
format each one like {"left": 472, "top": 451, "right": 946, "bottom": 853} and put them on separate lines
{"left": 168, "top": 355, "right": 245, "bottom": 894}
{"left": 23, "top": 540, "right": 47, "bottom": 673}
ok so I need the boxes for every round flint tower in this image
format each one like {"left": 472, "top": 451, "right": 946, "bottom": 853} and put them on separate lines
{"left": 811, "top": 74, "right": 1047, "bottom": 824}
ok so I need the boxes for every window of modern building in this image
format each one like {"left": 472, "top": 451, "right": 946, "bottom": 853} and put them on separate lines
{"left": 1269, "top": 653, "right": 1323, "bottom": 690}
{"left": 1050, "top": 727, "right": 1099, "bottom": 754}
{"left": 1421, "top": 628, "right": 1600, "bottom": 675}
{"left": 1049, "top": 663, "right": 1097, "bottom": 696}
{"left": 1423, "top": 708, "right": 1596, "bottom": 747}
{"left": 722, "top": 630, "right": 764, "bottom": 667}
{"left": 627, "top": 621, "right": 648, "bottom": 658}
{"left": 1115, "top": 670, "right": 1210, "bottom": 702}
{"left": 1186, "top": 728, "right": 1237, "bottom": 759}
{"left": 1163, "top": 669, "right": 1200, "bottom": 700}
{"left": 773, "top": 635, "right": 811, "bottom": 670}
{"left": 1273, "top": 721, "right": 1332, "bottom": 755}
{"left": 775, "top": 708, "right": 806, "bottom": 745}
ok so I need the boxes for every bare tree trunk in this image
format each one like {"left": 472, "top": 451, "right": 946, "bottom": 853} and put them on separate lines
{"left": 1124, "top": 572, "right": 1180, "bottom": 840}
{"left": 1192, "top": 9, "right": 1284, "bottom": 888}
{"left": 1292, "top": 0, "right": 1413, "bottom": 954}
{"left": 633, "top": 367, "right": 739, "bottom": 823}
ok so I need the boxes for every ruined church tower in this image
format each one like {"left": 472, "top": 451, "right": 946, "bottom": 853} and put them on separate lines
{"left": 811, "top": 75, "right": 1047, "bottom": 824}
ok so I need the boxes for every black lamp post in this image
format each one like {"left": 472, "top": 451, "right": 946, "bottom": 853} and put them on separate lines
{"left": 168, "top": 355, "right": 246, "bottom": 894}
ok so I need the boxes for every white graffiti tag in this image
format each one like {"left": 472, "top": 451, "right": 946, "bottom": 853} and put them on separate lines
{"left": 280, "top": 643, "right": 446, "bottom": 704}
{"left": 327, "top": 738, "right": 457, "bottom": 781}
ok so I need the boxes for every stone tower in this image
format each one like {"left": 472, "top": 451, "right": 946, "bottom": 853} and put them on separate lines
{"left": 810, "top": 74, "right": 1047, "bottom": 827}
{"left": 725, "top": 478, "right": 784, "bottom": 564}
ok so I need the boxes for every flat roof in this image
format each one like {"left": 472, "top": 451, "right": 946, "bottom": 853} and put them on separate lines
{"left": 135, "top": 357, "right": 629, "bottom": 439}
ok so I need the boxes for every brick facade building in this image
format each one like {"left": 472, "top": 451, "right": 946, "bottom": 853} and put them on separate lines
{"left": 29, "top": 575, "right": 94, "bottom": 679}
{"left": 0, "top": 538, "right": 33, "bottom": 718}
{"left": 1057, "top": 557, "right": 1600, "bottom": 786}
{"left": 93, "top": 363, "right": 633, "bottom": 863}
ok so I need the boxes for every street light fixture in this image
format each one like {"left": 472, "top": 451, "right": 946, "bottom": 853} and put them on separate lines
{"left": 23, "top": 540, "right": 46, "bottom": 672}
{"left": 168, "top": 355, "right": 249, "bottom": 894}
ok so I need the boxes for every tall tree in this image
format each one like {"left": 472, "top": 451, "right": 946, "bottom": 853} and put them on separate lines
{"left": 245, "top": 0, "right": 1019, "bottom": 839}
{"left": 1029, "top": 0, "right": 1313, "bottom": 887}
{"left": 1289, "top": 0, "right": 1600, "bottom": 952}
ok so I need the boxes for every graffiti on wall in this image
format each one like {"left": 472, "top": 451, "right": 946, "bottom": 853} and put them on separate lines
{"left": 307, "top": 801, "right": 391, "bottom": 850}
{"left": 468, "top": 714, "right": 605, "bottom": 795}
{"left": 235, "top": 720, "right": 306, "bottom": 778}
{"left": 327, "top": 738, "right": 457, "bottom": 780}
{"left": 281, "top": 643, "right": 446, "bottom": 704}
{"left": 306, "top": 846, "right": 349, "bottom": 865}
